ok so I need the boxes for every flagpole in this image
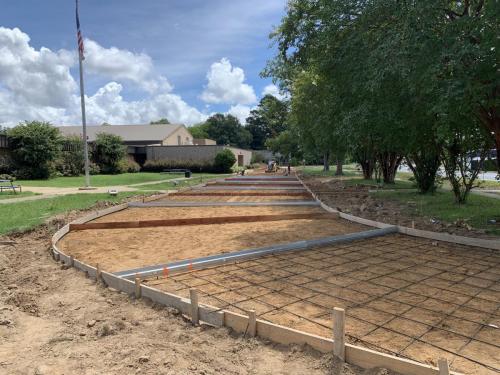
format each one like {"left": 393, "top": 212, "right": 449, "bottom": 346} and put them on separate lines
{"left": 76, "top": 0, "right": 91, "bottom": 188}
{"left": 78, "top": 53, "right": 91, "bottom": 188}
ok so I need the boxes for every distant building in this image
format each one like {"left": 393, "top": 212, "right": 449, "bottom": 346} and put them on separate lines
{"left": 193, "top": 138, "right": 216, "bottom": 146}
{"left": 58, "top": 124, "right": 194, "bottom": 146}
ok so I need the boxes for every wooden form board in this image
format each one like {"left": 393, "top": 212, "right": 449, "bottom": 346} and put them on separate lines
{"left": 172, "top": 191, "right": 311, "bottom": 197}
{"left": 69, "top": 213, "right": 337, "bottom": 231}
{"left": 210, "top": 183, "right": 303, "bottom": 188}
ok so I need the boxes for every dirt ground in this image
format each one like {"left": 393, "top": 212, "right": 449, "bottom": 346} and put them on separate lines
{"left": 145, "top": 234, "right": 500, "bottom": 375}
{"left": 0, "top": 225, "right": 401, "bottom": 375}
{"left": 301, "top": 175, "right": 499, "bottom": 239}
{"left": 58, "top": 216, "right": 367, "bottom": 272}
{"left": 91, "top": 205, "right": 326, "bottom": 223}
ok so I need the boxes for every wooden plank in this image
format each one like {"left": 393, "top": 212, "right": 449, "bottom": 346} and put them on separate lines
{"left": 173, "top": 191, "right": 311, "bottom": 197}
{"left": 69, "top": 213, "right": 335, "bottom": 231}
{"left": 438, "top": 358, "right": 450, "bottom": 375}
{"left": 248, "top": 310, "right": 256, "bottom": 337}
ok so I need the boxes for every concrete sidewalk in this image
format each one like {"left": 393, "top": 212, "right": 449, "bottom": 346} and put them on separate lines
{"left": 0, "top": 177, "right": 191, "bottom": 204}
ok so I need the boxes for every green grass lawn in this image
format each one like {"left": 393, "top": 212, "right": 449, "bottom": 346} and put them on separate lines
{"left": 132, "top": 174, "right": 231, "bottom": 191}
{"left": 373, "top": 190, "right": 500, "bottom": 235}
{"left": 0, "top": 191, "right": 39, "bottom": 200}
{"left": 0, "top": 191, "right": 153, "bottom": 235}
{"left": 476, "top": 179, "right": 500, "bottom": 189}
{"left": 17, "top": 172, "right": 186, "bottom": 188}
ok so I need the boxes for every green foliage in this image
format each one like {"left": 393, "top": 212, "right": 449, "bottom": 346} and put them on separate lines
{"left": 7, "top": 121, "right": 62, "bottom": 179}
{"left": 56, "top": 135, "right": 84, "bottom": 177}
{"left": 92, "top": 133, "right": 126, "bottom": 174}
{"left": 264, "top": 0, "right": 498, "bottom": 201}
{"left": 142, "top": 159, "right": 216, "bottom": 173}
{"left": 204, "top": 114, "right": 252, "bottom": 148}
{"left": 214, "top": 149, "right": 236, "bottom": 173}
{"left": 246, "top": 95, "right": 289, "bottom": 149}
{"left": 188, "top": 122, "right": 210, "bottom": 139}
{"left": 150, "top": 118, "right": 170, "bottom": 124}
{"left": 265, "top": 130, "right": 301, "bottom": 161}
{"left": 117, "top": 158, "right": 141, "bottom": 173}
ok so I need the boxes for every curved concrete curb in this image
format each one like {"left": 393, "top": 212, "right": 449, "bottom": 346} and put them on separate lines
{"left": 296, "top": 173, "right": 500, "bottom": 250}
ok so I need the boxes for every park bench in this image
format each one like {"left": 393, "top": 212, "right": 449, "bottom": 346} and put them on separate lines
{"left": 0, "top": 179, "right": 22, "bottom": 194}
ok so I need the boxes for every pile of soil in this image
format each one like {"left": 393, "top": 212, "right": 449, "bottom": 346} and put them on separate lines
{"left": 302, "top": 175, "right": 497, "bottom": 239}
{"left": 0, "top": 207, "right": 399, "bottom": 375}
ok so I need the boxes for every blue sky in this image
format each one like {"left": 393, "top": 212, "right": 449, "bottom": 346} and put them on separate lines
{"left": 0, "top": 0, "right": 286, "bottom": 126}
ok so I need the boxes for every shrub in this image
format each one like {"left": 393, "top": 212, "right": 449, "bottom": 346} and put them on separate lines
{"left": 214, "top": 149, "right": 236, "bottom": 173}
{"left": 117, "top": 158, "right": 141, "bottom": 173}
{"left": 89, "top": 162, "right": 101, "bottom": 175}
{"left": 7, "top": 121, "right": 62, "bottom": 179}
{"left": 142, "top": 159, "right": 216, "bottom": 173}
{"left": 0, "top": 173, "right": 15, "bottom": 181}
{"left": 55, "top": 135, "right": 84, "bottom": 176}
{"left": 92, "top": 133, "right": 126, "bottom": 174}
{"left": 0, "top": 151, "right": 13, "bottom": 174}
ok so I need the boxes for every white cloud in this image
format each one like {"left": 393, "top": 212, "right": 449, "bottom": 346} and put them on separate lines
{"left": 227, "top": 104, "right": 252, "bottom": 124}
{"left": 83, "top": 82, "right": 206, "bottom": 125}
{"left": 201, "top": 58, "right": 257, "bottom": 105}
{"left": 0, "top": 27, "right": 76, "bottom": 108}
{"left": 84, "top": 40, "right": 171, "bottom": 93}
{"left": 262, "top": 84, "right": 287, "bottom": 100}
{"left": 0, "top": 27, "right": 206, "bottom": 126}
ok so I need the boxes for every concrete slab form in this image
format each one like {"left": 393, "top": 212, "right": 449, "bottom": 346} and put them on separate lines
{"left": 196, "top": 186, "right": 307, "bottom": 190}
{"left": 113, "top": 227, "right": 397, "bottom": 279}
{"left": 69, "top": 212, "right": 338, "bottom": 231}
{"left": 127, "top": 201, "right": 321, "bottom": 208}
{"left": 50, "top": 171, "right": 498, "bottom": 375}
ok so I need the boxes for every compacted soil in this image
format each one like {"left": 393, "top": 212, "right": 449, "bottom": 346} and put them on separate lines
{"left": 0, "top": 217, "right": 399, "bottom": 375}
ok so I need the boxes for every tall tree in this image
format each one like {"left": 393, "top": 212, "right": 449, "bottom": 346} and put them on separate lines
{"left": 246, "top": 94, "right": 289, "bottom": 149}
{"left": 205, "top": 114, "right": 253, "bottom": 149}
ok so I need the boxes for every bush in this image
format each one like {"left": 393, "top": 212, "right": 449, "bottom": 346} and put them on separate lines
{"left": 142, "top": 159, "right": 216, "bottom": 173}
{"left": 89, "top": 162, "right": 101, "bottom": 175}
{"left": 0, "top": 151, "right": 13, "bottom": 174}
{"left": 214, "top": 149, "right": 236, "bottom": 173}
{"left": 117, "top": 158, "right": 141, "bottom": 173}
{"left": 55, "top": 135, "right": 85, "bottom": 176}
{"left": 0, "top": 173, "right": 15, "bottom": 181}
{"left": 92, "top": 133, "right": 126, "bottom": 174}
{"left": 7, "top": 121, "right": 62, "bottom": 179}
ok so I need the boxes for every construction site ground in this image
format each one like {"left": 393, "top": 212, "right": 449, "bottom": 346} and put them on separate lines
{"left": 2, "top": 171, "right": 498, "bottom": 375}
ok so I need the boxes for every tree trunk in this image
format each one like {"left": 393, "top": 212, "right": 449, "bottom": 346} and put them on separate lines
{"left": 359, "top": 159, "right": 374, "bottom": 179}
{"left": 335, "top": 158, "right": 343, "bottom": 176}
{"left": 378, "top": 152, "right": 403, "bottom": 184}
{"left": 406, "top": 147, "right": 441, "bottom": 194}
{"left": 323, "top": 151, "right": 330, "bottom": 171}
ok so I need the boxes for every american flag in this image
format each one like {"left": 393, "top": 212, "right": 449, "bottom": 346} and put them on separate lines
{"left": 76, "top": 0, "right": 85, "bottom": 59}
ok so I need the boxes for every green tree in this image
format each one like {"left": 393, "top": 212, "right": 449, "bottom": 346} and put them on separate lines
{"left": 205, "top": 114, "right": 252, "bottom": 148}
{"left": 150, "top": 118, "right": 170, "bottom": 125}
{"left": 57, "top": 135, "right": 84, "bottom": 176}
{"left": 188, "top": 122, "right": 210, "bottom": 139}
{"left": 7, "top": 121, "right": 62, "bottom": 179}
{"left": 246, "top": 94, "right": 289, "bottom": 149}
{"left": 214, "top": 149, "right": 236, "bottom": 173}
{"left": 92, "top": 133, "right": 126, "bottom": 174}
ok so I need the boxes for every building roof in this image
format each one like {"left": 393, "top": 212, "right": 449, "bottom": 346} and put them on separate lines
{"left": 58, "top": 124, "right": 185, "bottom": 143}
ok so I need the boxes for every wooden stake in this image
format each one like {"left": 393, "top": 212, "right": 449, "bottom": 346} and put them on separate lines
{"left": 134, "top": 277, "right": 141, "bottom": 299}
{"left": 95, "top": 263, "right": 101, "bottom": 282}
{"left": 411, "top": 220, "right": 415, "bottom": 229}
{"left": 248, "top": 310, "right": 256, "bottom": 337}
{"left": 438, "top": 358, "right": 450, "bottom": 375}
{"left": 190, "top": 288, "right": 199, "bottom": 325}
{"left": 333, "top": 307, "right": 345, "bottom": 361}
{"left": 69, "top": 255, "right": 74, "bottom": 267}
